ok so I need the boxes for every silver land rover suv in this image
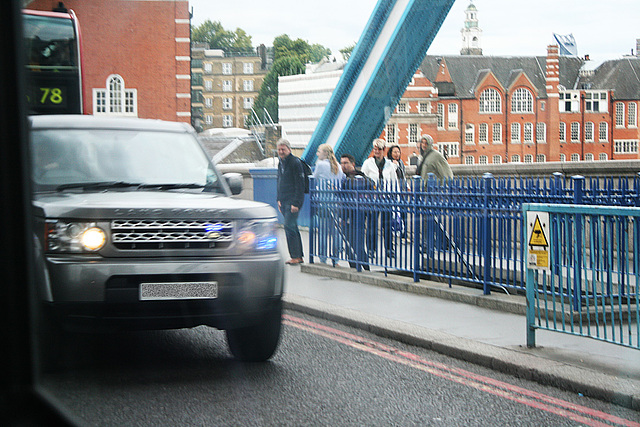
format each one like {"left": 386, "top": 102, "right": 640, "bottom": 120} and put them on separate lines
{"left": 30, "top": 115, "right": 284, "bottom": 362}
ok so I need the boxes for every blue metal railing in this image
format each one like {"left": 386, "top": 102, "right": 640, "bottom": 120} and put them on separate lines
{"left": 525, "top": 203, "right": 640, "bottom": 350}
{"left": 309, "top": 173, "right": 640, "bottom": 295}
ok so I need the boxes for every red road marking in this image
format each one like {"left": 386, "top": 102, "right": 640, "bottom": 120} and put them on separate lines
{"left": 284, "top": 314, "right": 639, "bottom": 427}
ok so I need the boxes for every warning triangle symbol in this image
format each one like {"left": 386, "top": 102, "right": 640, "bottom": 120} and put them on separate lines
{"left": 529, "top": 215, "right": 549, "bottom": 247}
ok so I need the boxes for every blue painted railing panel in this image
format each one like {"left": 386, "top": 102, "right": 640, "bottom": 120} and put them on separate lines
{"left": 524, "top": 203, "right": 640, "bottom": 350}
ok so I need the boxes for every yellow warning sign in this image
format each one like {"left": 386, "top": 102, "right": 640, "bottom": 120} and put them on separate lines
{"left": 528, "top": 215, "right": 549, "bottom": 247}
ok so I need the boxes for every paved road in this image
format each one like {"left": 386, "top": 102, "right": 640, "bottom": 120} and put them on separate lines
{"left": 40, "top": 312, "right": 639, "bottom": 426}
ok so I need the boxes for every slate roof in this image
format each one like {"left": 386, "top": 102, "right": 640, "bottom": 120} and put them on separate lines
{"left": 419, "top": 55, "right": 584, "bottom": 98}
{"left": 577, "top": 57, "right": 640, "bottom": 100}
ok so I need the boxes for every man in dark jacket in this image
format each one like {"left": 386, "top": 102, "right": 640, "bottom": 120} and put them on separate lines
{"left": 277, "top": 139, "right": 305, "bottom": 265}
{"left": 340, "top": 154, "right": 373, "bottom": 271}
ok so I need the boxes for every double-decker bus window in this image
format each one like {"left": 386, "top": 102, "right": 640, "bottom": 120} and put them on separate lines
{"left": 23, "top": 11, "right": 82, "bottom": 114}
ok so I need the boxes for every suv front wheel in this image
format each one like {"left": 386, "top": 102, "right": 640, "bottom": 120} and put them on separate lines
{"left": 225, "top": 299, "right": 282, "bottom": 362}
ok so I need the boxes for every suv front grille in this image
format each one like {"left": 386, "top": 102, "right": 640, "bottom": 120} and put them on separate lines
{"left": 111, "top": 220, "right": 233, "bottom": 250}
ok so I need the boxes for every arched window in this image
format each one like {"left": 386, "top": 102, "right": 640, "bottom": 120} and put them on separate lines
{"left": 93, "top": 74, "right": 137, "bottom": 116}
{"left": 479, "top": 89, "right": 501, "bottom": 113}
{"left": 511, "top": 88, "right": 533, "bottom": 113}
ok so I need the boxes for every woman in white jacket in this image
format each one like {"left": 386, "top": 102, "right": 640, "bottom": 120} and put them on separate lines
{"left": 361, "top": 139, "right": 398, "bottom": 185}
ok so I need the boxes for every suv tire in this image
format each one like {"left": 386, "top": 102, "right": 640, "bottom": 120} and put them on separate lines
{"left": 225, "top": 299, "right": 282, "bottom": 362}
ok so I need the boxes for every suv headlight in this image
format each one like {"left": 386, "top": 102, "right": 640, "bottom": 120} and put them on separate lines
{"left": 45, "top": 220, "right": 107, "bottom": 253}
{"left": 237, "top": 219, "right": 278, "bottom": 252}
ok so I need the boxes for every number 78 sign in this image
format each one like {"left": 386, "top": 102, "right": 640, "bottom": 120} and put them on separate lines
{"left": 526, "top": 211, "right": 551, "bottom": 271}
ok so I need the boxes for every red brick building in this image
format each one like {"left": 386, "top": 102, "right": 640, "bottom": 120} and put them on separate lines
{"left": 25, "top": 0, "right": 191, "bottom": 122}
{"left": 382, "top": 46, "right": 640, "bottom": 164}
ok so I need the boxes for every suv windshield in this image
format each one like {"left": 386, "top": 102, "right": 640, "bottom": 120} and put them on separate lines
{"left": 31, "top": 129, "right": 222, "bottom": 193}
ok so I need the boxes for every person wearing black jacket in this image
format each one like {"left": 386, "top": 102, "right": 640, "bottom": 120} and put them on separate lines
{"left": 277, "top": 139, "right": 305, "bottom": 265}
{"left": 339, "top": 154, "right": 373, "bottom": 271}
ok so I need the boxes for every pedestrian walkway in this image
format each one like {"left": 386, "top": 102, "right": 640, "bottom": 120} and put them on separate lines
{"left": 278, "top": 228, "right": 640, "bottom": 410}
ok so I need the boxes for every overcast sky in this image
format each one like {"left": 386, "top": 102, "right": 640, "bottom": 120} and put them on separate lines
{"left": 188, "top": 0, "right": 639, "bottom": 63}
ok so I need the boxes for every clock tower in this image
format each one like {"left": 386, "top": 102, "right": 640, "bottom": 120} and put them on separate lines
{"left": 461, "top": 1, "right": 483, "bottom": 55}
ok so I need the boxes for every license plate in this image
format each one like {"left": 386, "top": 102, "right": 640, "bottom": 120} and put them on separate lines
{"left": 139, "top": 281, "right": 218, "bottom": 301}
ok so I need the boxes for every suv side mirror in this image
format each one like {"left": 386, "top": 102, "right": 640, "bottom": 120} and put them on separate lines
{"left": 224, "top": 172, "right": 243, "bottom": 195}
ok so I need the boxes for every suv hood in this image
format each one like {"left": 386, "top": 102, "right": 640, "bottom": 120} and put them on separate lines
{"left": 33, "top": 191, "right": 277, "bottom": 220}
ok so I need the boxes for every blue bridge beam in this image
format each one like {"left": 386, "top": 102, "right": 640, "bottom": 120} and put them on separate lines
{"left": 302, "top": 0, "right": 455, "bottom": 166}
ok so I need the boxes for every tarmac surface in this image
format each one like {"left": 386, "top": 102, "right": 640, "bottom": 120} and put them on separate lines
{"left": 278, "top": 228, "right": 640, "bottom": 410}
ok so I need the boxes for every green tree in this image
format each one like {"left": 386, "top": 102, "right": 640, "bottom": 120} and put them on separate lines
{"left": 253, "top": 56, "right": 305, "bottom": 123}
{"left": 340, "top": 43, "right": 356, "bottom": 61}
{"left": 253, "top": 34, "right": 330, "bottom": 124}
{"left": 191, "top": 19, "right": 253, "bottom": 54}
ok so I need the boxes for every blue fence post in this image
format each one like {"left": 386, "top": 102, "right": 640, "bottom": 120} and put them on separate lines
{"left": 482, "top": 173, "right": 494, "bottom": 295}
{"left": 636, "top": 173, "right": 640, "bottom": 207}
{"left": 412, "top": 176, "right": 421, "bottom": 282}
{"left": 571, "top": 175, "right": 584, "bottom": 311}
{"left": 309, "top": 176, "right": 316, "bottom": 264}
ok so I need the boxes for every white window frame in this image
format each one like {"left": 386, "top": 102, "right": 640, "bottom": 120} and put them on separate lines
{"left": 584, "top": 122, "right": 594, "bottom": 142}
{"left": 243, "top": 62, "right": 254, "bottom": 74}
{"left": 205, "top": 114, "right": 213, "bottom": 125}
{"left": 628, "top": 102, "right": 637, "bottom": 127}
{"left": 536, "top": 122, "right": 546, "bottom": 143}
{"left": 448, "top": 104, "right": 458, "bottom": 129}
{"left": 222, "top": 97, "right": 233, "bottom": 110}
{"left": 222, "top": 63, "right": 232, "bottom": 75}
{"left": 598, "top": 153, "right": 608, "bottom": 161}
{"left": 571, "top": 122, "right": 580, "bottom": 142}
{"left": 222, "top": 80, "right": 232, "bottom": 92}
{"left": 511, "top": 155, "right": 520, "bottom": 163}
{"left": 204, "top": 80, "right": 212, "bottom": 91}
{"left": 511, "top": 88, "right": 533, "bottom": 113}
{"left": 584, "top": 91, "right": 607, "bottom": 113}
{"left": 409, "top": 123, "right": 418, "bottom": 145}
{"left": 465, "top": 155, "right": 474, "bottom": 165}
{"left": 419, "top": 102, "right": 429, "bottom": 114}
{"left": 559, "top": 154, "right": 566, "bottom": 162}
{"left": 523, "top": 122, "right": 533, "bottom": 143}
{"left": 536, "top": 154, "right": 546, "bottom": 163}
{"left": 559, "top": 122, "right": 566, "bottom": 142}
{"left": 437, "top": 103, "right": 444, "bottom": 129}
{"left": 243, "top": 80, "right": 254, "bottom": 92}
{"left": 438, "top": 142, "right": 458, "bottom": 158}
{"left": 386, "top": 123, "right": 396, "bottom": 143}
{"left": 222, "top": 115, "right": 233, "bottom": 128}
{"left": 243, "top": 97, "right": 253, "bottom": 109}
{"left": 599, "top": 122, "right": 608, "bottom": 142}
{"left": 93, "top": 74, "right": 137, "bottom": 116}
{"left": 479, "top": 155, "right": 488, "bottom": 165}
{"left": 397, "top": 103, "right": 407, "bottom": 113}
{"left": 492, "top": 123, "right": 502, "bottom": 144}
{"left": 204, "top": 98, "right": 212, "bottom": 108}
{"left": 584, "top": 153, "right": 594, "bottom": 161}
{"left": 571, "top": 154, "right": 580, "bottom": 162}
{"left": 204, "top": 63, "right": 212, "bottom": 74}
{"left": 615, "top": 102, "right": 625, "bottom": 127}
{"left": 492, "top": 155, "right": 502, "bottom": 164}
{"left": 465, "top": 124, "right": 475, "bottom": 144}
{"left": 524, "top": 154, "right": 533, "bottom": 163}
{"left": 478, "top": 123, "right": 488, "bottom": 144}
{"left": 510, "top": 122, "right": 521, "bottom": 143}
{"left": 559, "top": 91, "right": 580, "bottom": 113}
{"left": 479, "top": 88, "right": 501, "bottom": 113}
{"left": 614, "top": 140, "right": 639, "bottom": 154}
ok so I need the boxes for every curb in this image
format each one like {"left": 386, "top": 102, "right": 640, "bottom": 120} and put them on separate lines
{"left": 301, "top": 263, "right": 527, "bottom": 315}
{"left": 288, "top": 266, "right": 640, "bottom": 410}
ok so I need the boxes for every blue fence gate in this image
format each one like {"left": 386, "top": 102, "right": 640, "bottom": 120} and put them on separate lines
{"left": 525, "top": 203, "right": 640, "bottom": 350}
